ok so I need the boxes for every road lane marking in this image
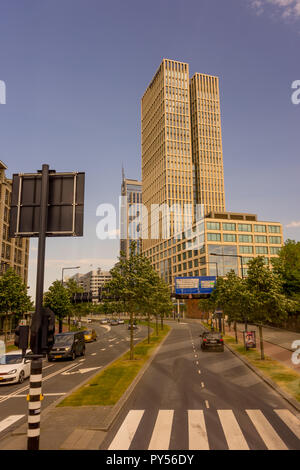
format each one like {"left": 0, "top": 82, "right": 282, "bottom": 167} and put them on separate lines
{"left": 198, "top": 370, "right": 201, "bottom": 374}
{"left": 62, "top": 366, "right": 102, "bottom": 376}
{"left": 108, "top": 410, "right": 144, "bottom": 450}
{"left": 274, "top": 409, "right": 300, "bottom": 439}
{"left": 91, "top": 353, "right": 97, "bottom": 356}
{"left": 201, "top": 382, "right": 205, "bottom": 388}
{"left": 205, "top": 401, "right": 210, "bottom": 409}
{"left": 2, "top": 393, "right": 67, "bottom": 397}
{"left": 148, "top": 410, "right": 174, "bottom": 450}
{"left": 100, "top": 348, "right": 106, "bottom": 351}
{"left": 246, "top": 410, "right": 288, "bottom": 450}
{"left": 188, "top": 410, "right": 209, "bottom": 450}
{"left": 218, "top": 410, "right": 249, "bottom": 450}
{"left": 0, "top": 415, "right": 24, "bottom": 433}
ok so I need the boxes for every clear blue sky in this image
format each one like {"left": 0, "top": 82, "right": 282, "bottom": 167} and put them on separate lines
{"left": 0, "top": 0, "right": 299, "bottom": 298}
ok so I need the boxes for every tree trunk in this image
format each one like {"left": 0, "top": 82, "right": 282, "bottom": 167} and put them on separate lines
{"left": 234, "top": 321, "right": 238, "bottom": 343}
{"left": 68, "top": 314, "right": 71, "bottom": 331}
{"left": 160, "top": 315, "right": 164, "bottom": 330}
{"left": 156, "top": 316, "right": 158, "bottom": 336}
{"left": 4, "top": 314, "right": 8, "bottom": 346}
{"left": 259, "top": 324, "right": 265, "bottom": 360}
{"left": 130, "top": 313, "right": 134, "bottom": 360}
{"left": 59, "top": 318, "right": 63, "bottom": 333}
{"left": 147, "top": 314, "right": 150, "bottom": 344}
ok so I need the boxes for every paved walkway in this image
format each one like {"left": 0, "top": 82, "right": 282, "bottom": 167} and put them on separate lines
{"left": 224, "top": 322, "right": 300, "bottom": 372}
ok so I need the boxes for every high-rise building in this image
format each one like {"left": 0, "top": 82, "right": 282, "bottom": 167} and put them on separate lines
{"left": 0, "top": 161, "right": 29, "bottom": 284}
{"left": 141, "top": 59, "right": 283, "bottom": 289}
{"left": 120, "top": 170, "right": 142, "bottom": 258}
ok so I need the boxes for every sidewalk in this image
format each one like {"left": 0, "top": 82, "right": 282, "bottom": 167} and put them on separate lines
{"left": 224, "top": 322, "right": 300, "bottom": 372}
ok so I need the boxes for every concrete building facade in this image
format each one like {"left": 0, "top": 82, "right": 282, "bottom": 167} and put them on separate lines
{"left": 120, "top": 172, "right": 142, "bottom": 258}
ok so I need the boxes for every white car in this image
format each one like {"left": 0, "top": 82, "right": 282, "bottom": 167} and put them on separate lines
{"left": 0, "top": 350, "right": 31, "bottom": 385}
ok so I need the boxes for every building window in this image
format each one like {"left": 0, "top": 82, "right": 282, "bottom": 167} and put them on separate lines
{"left": 239, "top": 246, "right": 253, "bottom": 254}
{"left": 255, "top": 235, "right": 267, "bottom": 243}
{"left": 206, "top": 222, "right": 220, "bottom": 230}
{"left": 222, "top": 223, "right": 236, "bottom": 231}
{"left": 238, "top": 234, "right": 253, "bottom": 243}
{"left": 238, "top": 224, "right": 252, "bottom": 232}
{"left": 255, "top": 246, "right": 268, "bottom": 254}
{"left": 254, "top": 225, "right": 266, "bottom": 233}
{"left": 270, "top": 246, "right": 281, "bottom": 255}
{"left": 207, "top": 233, "right": 221, "bottom": 241}
{"left": 269, "top": 236, "right": 281, "bottom": 244}
{"left": 223, "top": 234, "right": 236, "bottom": 242}
{"left": 268, "top": 225, "right": 280, "bottom": 233}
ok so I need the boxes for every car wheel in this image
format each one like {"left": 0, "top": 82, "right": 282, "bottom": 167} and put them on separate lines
{"left": 48, "top": 357, "right": 53, "bottom": 362}
{"left": 82, "top": 348, "right": 85, "bottom": 356}
{"left": 18, "top": 370, "right": 25, "bottom": 384}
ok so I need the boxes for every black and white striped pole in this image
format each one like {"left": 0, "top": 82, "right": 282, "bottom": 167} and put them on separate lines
{"left": 27, "top": 164, "right": 49, "bottom": 451}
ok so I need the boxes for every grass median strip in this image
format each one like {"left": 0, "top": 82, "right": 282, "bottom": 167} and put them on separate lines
{"left": 58, "top": 322, "right": 170, "bottom": 407}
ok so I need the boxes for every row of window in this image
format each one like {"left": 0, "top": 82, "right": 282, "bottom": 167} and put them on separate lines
{"left": 206, "top": 222, "right": 281, "bottom": 233}
{"left": 207, "top": 233, "right": 281, "bottom": 244}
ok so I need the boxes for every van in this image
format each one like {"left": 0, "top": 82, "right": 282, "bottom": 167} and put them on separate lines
{"left": 48, "top": 331, "right": 85, "bottom": 361}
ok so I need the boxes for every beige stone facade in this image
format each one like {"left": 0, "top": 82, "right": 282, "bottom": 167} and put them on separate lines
{"left": 0, "top": 161, "right": 29, "bottom": 284}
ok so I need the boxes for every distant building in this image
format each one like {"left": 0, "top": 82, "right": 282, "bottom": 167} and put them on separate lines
{"left": 69, "top": 268, "right": 112, "bottom": 303}
{"left": 0, "top": 161, "right": 29, "bottom": 284}
{"left": 120, "top": 169, "right": 142, "bottom": 258}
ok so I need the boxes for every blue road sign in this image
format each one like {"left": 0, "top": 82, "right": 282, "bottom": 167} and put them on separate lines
{"left": 175, "top": 276, "right": 216, "bottom": 295}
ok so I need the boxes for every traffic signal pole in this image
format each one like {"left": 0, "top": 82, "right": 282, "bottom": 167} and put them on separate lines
{"left": 27, "top": 164, "right": 49, "bottom": 451}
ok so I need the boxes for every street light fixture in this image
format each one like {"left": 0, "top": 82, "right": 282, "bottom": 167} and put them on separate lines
{"left": 61, "top": 266, "right": 80, "bottom": 285}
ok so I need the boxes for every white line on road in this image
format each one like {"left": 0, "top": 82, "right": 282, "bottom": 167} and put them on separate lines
{"left": 205, "top": 400, "right": 210, "bottom": 409}
{"left": 148, "top": 410, "right": 174, "bottom": 450}
{"left": 201, "top": 382, "right": 205, "bottom": 388}
{"left": 218, "top": 410, "right": 249, "bottom": 450}
{"left": 246, "top": 410, "right": 288, "bottom": 450}
{"left": 100, "top": 348, "right": 106, "bottom": 351}
{"left": 188, "top": 410, "right": 209, "bottom": 450}
{"left": 274, "top": 409, "right": 300, "bottom": 439}
{"left": 0, "top": 393, "right": 67, "bottom": 398}
{"left": 198, "top": 370, "right": 201, "bottom": 374}
{"left": 0, "top": 415, "right": 24, "bottom": 433}
{"left": 91, "top": 353, "right": 97, "bottom": 356}
{"left": 108, "top": 410, "right": 144, "bottom": 450}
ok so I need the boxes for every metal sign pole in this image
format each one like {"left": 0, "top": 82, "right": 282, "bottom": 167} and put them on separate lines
{"left": 27, "top": 164, "right": 49, "bottom": 451}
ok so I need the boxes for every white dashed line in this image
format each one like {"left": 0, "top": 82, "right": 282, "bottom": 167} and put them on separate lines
{"left": 205, "top": 400, "right": 210, "bottom": 409}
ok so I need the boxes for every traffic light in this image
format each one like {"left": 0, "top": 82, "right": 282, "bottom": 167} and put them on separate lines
{"left": 41, "top": 307, "right": 55, "bottom": 354}
{"left": 14, "top": 325, "right": 30, "bottom": 356}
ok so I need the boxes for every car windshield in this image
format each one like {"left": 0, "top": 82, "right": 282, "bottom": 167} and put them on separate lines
{"left": 0, "top": 354, "right": 23, "bottom": 365}
{"left": 84, "top": 330, "right": 91, "bottom": 335}
{"left": 204, "top": 333, "right": 221, "bottom": 339}
{"left": 54, "top": 335, "right": 74, "bottom": 346}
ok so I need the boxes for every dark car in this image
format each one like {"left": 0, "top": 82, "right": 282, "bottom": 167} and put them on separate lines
{"left": 200, "top": 331, "right": 224, "bottom": 352}
{"left": 48, "top": 331, "right": 85, "bottom": 361}
{"left": 128, "top": 321, "right": 138, "bottom": 330}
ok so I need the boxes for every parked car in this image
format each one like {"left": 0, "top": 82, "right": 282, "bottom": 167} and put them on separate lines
{"left": 118, "top": 319, "right": 125, "bottom": 324}
{"left": 110, "top": 319, "right": 119, "bottom": 326}
{"left": 48, "top": 331, "right": 85, "bottom": 361}
{"left": 128, "top": 321, "right": 138, "bottom": 330}
{"left": 83, "top": 329, "right": 97, "bottom": 342}
{"left": 100, "top": 318, "right": 108, "bottom": 324}
{"left": 0, "top": 350, "right": 31, "bottom": 384}
{"left": 200, "top": 331, "right": 224, "bottom": 352}
{"left": 86, "top": 318, "right": 92, "bottom": 323}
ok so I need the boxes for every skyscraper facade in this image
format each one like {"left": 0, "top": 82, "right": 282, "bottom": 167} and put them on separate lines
{"left": 120, "top": 171, "right": 142, "bottom": 258}
{"left": 141, "top": 59, "right": 283, "bottom": 290}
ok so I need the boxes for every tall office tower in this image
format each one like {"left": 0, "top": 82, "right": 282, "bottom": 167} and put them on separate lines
{"left": 190, "top": 73, "right": 225, "bottom": 214}
{"left": 0, "top": 161, "right": 29, "bottom": 284}
{"left": 120, "top": 170, "right": 142, "bottom": 258}
{"left": 141, "top": 59, "right": 194, "bottom": 251}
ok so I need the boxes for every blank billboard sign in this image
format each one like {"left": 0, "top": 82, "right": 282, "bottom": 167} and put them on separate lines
{"left": 9, "top": 172, "right": 85, "bottom": 237}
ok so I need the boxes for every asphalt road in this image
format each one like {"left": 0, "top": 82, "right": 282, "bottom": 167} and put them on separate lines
{"left": 101, "top": 320, "right": 300, "bottom": 450}
{"left": 0, "top": 321, "right": 147, "bottom": 440}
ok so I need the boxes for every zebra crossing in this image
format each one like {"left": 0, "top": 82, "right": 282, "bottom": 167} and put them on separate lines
{"left": 107, "top": 408, "right": 300, "bottom": 450}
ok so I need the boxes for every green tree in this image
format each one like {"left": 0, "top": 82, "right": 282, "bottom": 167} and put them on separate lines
{"left": 0, "top": 268, "right": 33, "bottom": 345}
{"left": 44, "top": 280, "right": 72, "bottom": 333}
{"left": 246, "top": 257, "right": 295, "bottom": 359}
{"left": 272, "top": 239, "right": 300, "bottom": 312}
{"left": 65, "top": 278, "right": 84, "bottom": 330}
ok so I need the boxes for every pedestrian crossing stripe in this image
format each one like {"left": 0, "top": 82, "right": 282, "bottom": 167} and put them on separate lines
{"left": 108, "top": 409, "right": 300, "bottom": 450}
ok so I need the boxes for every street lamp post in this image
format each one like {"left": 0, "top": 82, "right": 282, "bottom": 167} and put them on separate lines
{"left": 210, "top": 252, "right": 247, "bottom": 332}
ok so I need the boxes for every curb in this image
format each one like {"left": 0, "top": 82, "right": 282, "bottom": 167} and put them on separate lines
{"left": 96, "top": 326, "right": 172, "bottom": 432}
{"left": 200, "top": 322, "right": 300, "bottom": 413}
